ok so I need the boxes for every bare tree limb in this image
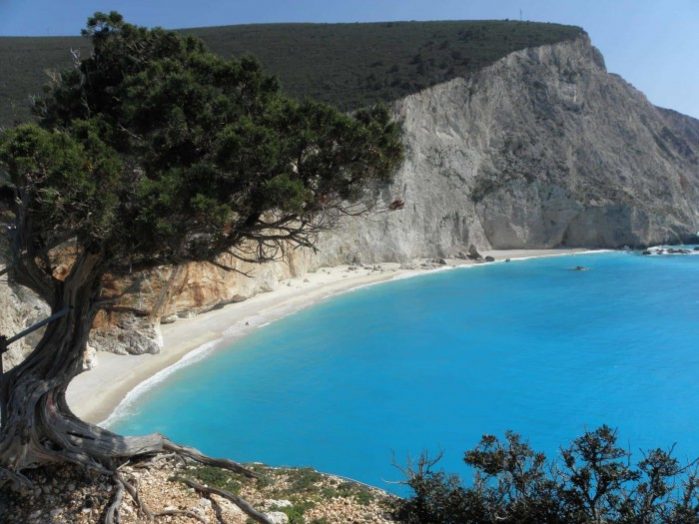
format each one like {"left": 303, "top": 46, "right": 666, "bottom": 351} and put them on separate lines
{"left": 154, "top": 508, "right": 208, "bottom": 523}
{"left": 103, "top": 473, "right": 125, "bottom": 524}
{"left": 179, "top": 477, "right": 272, "bottom": 524}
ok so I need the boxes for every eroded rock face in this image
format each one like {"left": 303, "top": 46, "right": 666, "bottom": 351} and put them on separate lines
{"left": 86, "top": 249, "right": 317, "bottom": 355}
{"left": 316, "top": 35, "right": 699, "bottom": 262}
{"left": 89, "top": 314, "right": 162, "bottom": 355}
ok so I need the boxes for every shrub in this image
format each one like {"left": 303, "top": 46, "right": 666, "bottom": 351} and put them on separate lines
{"left": 395, "top": 426, "right": 699, "bottom": 523}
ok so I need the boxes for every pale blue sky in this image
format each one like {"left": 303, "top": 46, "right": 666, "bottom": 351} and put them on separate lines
{"left": 1, "top": 0, "right": 697, "bottom": 118}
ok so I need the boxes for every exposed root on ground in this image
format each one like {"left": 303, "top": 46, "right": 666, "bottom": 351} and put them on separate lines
{"left": 1, "top": 429, "right": 271, "bottom": 523}
{"left": 153, "top": 508, "right": 209, "bottom": 523}
{"left": 1, "top": 389, "right": 270, "bottom": 522}
{"left": 103, "top": 473, "right": 125, "bottom": 524}
{"left": 115, "top": 470, "right": 154, "bottom": 521}
{"left": 1, "top": 455, "right": 399, "bottom": 523}
{"left": 0, "top": 466, "right": 32, "bottom": 492}
{"left": 99, "top": 453, "right": 274, "bottom": 523}
{"left": 104, "top": 451, "right": 272, "bottom": 524}
{"left": 179, "top": 477, "right": 272, "bottom": 524}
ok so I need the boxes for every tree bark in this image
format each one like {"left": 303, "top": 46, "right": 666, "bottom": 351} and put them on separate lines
{"left": 0, "top": 252, "right": 105, "bottom": 479}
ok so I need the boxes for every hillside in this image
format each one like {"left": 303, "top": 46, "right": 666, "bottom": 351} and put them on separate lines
{"left": 0, "top": 20, "right": 583, "bottom": 126}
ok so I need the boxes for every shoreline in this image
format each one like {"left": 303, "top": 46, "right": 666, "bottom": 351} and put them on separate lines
{"left": 66, "top": 248, "right": 602, "bottom": 425}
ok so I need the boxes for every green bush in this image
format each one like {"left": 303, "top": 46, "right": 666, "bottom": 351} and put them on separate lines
{"left": 396, "top": 426, "right": 699, "bottom": 523}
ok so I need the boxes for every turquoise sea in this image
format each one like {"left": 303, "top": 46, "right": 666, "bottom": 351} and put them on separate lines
{"left": 111, "top": 251, "right": 699, "bottom": 493}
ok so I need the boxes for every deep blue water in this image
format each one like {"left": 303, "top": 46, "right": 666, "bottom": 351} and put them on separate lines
{"left": 111, "top": 252, "right": 699, "bottom": 493}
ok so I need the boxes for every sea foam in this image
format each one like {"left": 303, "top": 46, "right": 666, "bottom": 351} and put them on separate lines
{"left": 100, "top": 338, "right": 223, "bottom": 428}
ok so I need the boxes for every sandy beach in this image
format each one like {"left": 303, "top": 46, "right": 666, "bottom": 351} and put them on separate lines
{"left": 66, "top": 248, "right": 594, "bottom": 425}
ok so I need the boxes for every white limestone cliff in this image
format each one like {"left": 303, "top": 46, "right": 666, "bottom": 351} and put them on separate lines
{"left": 316, "top": 35, "right": 699, "bottom": 264}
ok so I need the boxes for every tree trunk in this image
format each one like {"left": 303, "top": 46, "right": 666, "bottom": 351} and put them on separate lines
{"left": 0, "top": 252, "right": 269, "bottom": 521}
{"left": 0, "top": 252, "right": 108, "bottom": 482}
{"left": 0, "top": 253, "right": 186, "bottom": 477}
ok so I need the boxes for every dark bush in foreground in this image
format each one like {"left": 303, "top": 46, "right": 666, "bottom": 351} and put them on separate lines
{"left": 396, "top": 425, "right": 699, "bottom": 523}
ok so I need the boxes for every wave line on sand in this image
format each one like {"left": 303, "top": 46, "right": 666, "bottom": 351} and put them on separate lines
{"left": 99, "top": 338, "right": 223, "bottom": 428}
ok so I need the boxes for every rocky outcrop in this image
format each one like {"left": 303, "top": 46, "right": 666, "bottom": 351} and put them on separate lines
{"left": 87, "top": 249, "right": 316, "bottom": 354}
{"left": 0, "top": 458, "right": 398, "bottom": 523}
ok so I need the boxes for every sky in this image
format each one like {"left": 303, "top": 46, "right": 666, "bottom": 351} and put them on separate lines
{"left": 1, "top": 0, "right": 697, "bottom": 118}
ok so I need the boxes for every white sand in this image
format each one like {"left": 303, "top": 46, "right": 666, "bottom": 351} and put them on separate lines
{"left": 66, "top": 248, "right": 594, "bottom": 424}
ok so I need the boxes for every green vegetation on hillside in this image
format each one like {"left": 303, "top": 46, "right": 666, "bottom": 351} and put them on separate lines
{"left": 0, "top": 36, "right": 90, "bottom": 126}
{"left": 183, "top": 464, "right": 384, "bottom": 523}
{"left": 1, "top": 20, "right": 583, "bottom": 126}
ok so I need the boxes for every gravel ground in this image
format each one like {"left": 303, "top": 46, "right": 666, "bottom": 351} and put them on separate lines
{"left": 0, "top": 458, "right": 401, "bottom": 523}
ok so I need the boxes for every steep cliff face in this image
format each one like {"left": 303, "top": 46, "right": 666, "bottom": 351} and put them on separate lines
{"left": 316, "top": 35, "right": 699, "bottom": 262}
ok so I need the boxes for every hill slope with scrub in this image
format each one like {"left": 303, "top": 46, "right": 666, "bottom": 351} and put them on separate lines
{"left": 0, "top": 20, "right": 583, "bottom": 125}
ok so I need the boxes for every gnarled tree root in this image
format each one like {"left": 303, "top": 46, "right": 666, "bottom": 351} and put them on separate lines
{"left": 0, "top": 467, "right": 32, "bottom": 492}
{"left": 98, "top": 456, "right": 271, "bottom": 524}
{"left": 2, "top": 379, "right": 272, "bottom": 522}
{"left": 103, "top": 473, "right": 125, "bottom": 524}
{"left": 115, "top": 470, "right": 154, "bottom": 522}
{"left": 2, "top": 416, "right": 270, "bottom": 523}
{"left": 154, "top": 509, "right": 208, "bottom": 523}
{"left": 104, "top": 451, "right": 272, "bottom": 524}
{"left": 99, "top": 455, "right": 273, "bottom": 524}
{"left": 179, "top": 477, "right": 273, "bottom": 524}
{"left": 112, "top": 470, "right": 209, "bottom": 523}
